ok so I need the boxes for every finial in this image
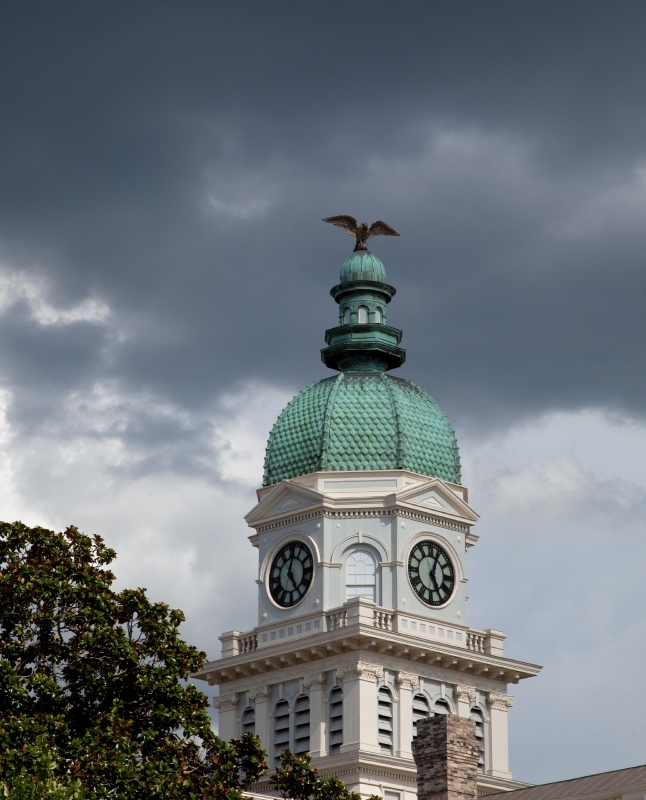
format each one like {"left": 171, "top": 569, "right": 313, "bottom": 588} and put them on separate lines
{"left": 322, "top": 215, "right": 400, "bottom": 252}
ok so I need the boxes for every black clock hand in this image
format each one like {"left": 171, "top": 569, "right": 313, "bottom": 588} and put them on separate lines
{"left": 427, "top": 556, "right": 440, "bottom": 590}
{"left": 286, "top": 560, "right": 297, "bottom": 590}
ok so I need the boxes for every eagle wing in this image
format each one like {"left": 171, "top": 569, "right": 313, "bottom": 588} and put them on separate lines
{"left": 367, "top": 220, "right": 400, "bottom": 238}
{"left": 322, "top": 215, "right": 359, "bottom": 236}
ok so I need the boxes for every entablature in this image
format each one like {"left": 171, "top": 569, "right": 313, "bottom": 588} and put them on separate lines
{"left": 246, "top": 471, "right": 479, "bottom": 545}
{"left": 192, "top": 599, "right": 540, "bottom": 688}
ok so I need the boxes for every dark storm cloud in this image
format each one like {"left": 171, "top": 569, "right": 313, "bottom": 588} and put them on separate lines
{"left": 2, "top": 0, "right": 646, "bottom": 451}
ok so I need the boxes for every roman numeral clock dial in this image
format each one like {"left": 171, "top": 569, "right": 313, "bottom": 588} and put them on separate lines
{"left": 408, "top": 540, "right": 455, "bottom": 606}
{"left": 269, "top": 542, "right": 314, "bottom": 608}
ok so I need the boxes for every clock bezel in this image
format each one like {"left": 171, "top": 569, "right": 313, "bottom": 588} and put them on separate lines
{"left": 266, "top": 539, "right": 315, "bottom": 609}
{"left": 406, "top": 536, "right": 457, "bottom": 608}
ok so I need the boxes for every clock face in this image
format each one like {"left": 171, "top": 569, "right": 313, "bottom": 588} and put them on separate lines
{"left": 408, "top": 540, "right": 455, "bottom": 606}
{"left": 269, "top": 541, "right": 314, "bottom": 608}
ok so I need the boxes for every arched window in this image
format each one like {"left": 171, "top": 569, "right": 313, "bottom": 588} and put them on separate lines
{"left": 329, "top": 687, "right": 343, "bottom": 754}
{"left": 294, "top": 695, "right": 310, "bottom": 756}
{"left": 374, "top": 308, "right": 382, "bottom": 323}
{"left": 358, "top": 306, "right": 368, "bottom": 324}
{"left": 241, "top": 706, "right": 255, "bottom": 736}
{"left": 346, "top": 551, "right": 376, "bottom": 601}
{"left": 273, "top": 700, "right": 290, "bottom": 764}
{"left": 378, "top": 686, "right": 394, "bottom": 754}
{"left": 343, "top": 307, "right": 351, "bottom": 324}
{"left": 471, "top": 707, "right": 485, "bottom": 773}
{"left": 433, "top": 698, "right": 450, "bottom": 715}
{"left": 412, "top": 693, "right": 430, "bottom": 739}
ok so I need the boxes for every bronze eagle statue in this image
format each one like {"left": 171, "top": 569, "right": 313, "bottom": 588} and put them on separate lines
{"left": 322, "top": 215, "right": 400, "bottom": 251}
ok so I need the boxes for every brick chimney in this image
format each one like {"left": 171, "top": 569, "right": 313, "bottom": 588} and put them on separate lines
{"left": 412, "top": 715, "right": 480, "bottom": 800}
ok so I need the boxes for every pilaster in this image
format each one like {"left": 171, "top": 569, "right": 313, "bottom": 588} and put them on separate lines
{"left": 487, "top": 692, "right": 514, "bottom": 779}
{"left": 396, "top": 671, "right": 419, "bottom": 758}
{"left": 304, "top": 672, "right": 327, "bottom": 758}
{"left": 337, "top": 662, "right": 383, "bottom": 754}
{"left": 213, "top": 691, "right": 238, "bottom": 741}
{"left": 455, "top": 684, "right": 476, "bottom": 719}
{"left": 249, "top": 685, "right": 270, "bottom": 751}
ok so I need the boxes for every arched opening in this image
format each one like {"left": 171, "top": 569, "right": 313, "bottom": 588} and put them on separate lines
{"left": 343, "top": 307, "right": 351, "bottom": 325}
{"left": 241, "top": 706, "right": 255, "bottom": 736}
{"left": 328, "top": 687, "right": 343, "bottom": 754}
{"left": 412, "top": 693, "right": 430, "bottom": 739}
{"left": 273, "top": 699, "right": 290, "bottom": 764}
{"left": 358, "top": 306, "right": 368, "bottom": 324}
{"left": 374, "top": 308, "right": 382, "bottom": 323}
{"left": 346, "top": 551, "right": 376, "bottom": 601}
{"left": 378, "top": 686, "right": 394, "bottom": 754}
{"left": 294, "top": 695, "right": 311, "bottom": 756}
{"left": 433, "top": 698, "right": 451, "bottom": 715}
{"left": 471, "top": 707, "right": 485, "bottom": 773}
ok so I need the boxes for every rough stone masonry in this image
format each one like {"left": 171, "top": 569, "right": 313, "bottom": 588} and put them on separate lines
{"left": 412, "top": 715, "right": 480, "bottom": 800}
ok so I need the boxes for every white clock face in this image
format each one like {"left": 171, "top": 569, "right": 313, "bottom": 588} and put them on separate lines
{"left": 269, "top": 541, "right": 313, "bottom": 607}
{"left": 408, "top": 540, "right": 455, "bottom": 606}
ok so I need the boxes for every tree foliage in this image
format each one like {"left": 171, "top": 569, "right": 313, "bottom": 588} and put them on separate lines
{"left": 0, "top": 521, "right": 371, "bottom": 800}
{"left": 0, "top": 521, "right": 267, "bottom": 799}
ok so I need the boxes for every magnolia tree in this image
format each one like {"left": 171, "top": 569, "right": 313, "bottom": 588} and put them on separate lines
{"left": 0, "top": 522, "right": 372, "bottom": 800}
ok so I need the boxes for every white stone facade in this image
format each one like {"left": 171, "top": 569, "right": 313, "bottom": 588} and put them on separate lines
{"left": 194, "top": 470, "right": 541, "bottom": 798}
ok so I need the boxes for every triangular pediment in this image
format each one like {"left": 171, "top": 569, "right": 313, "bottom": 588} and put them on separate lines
{"left": 245, "top": 480, "right": 324, "bottom": 526}
{"left": 396, "top": 479, "right": 479, "bottom": 523}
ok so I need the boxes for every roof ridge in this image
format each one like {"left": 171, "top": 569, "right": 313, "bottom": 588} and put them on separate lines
{"left": 319, "top": 372, "right": 344, "bottom": 471}
{"left": 381, "top": 373, "right": 404, "bottom": 468}
{"left": 506, "top": 764, "right": 646, "bottom": 795}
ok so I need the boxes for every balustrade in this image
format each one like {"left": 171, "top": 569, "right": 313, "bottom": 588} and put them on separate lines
{"left": 373, "top": 609, "right": 393, "bottom": 630}
{"left": 326, "top": 610, "right": 348, "bottom": 630}
{"left": 466, "top": 631, "right": 486, "bottom": 653}
{"left": 237, "top": 633, "right": 258, "bottom": 654}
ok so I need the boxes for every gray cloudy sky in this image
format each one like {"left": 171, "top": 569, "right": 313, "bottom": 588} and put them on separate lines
{"left": 2, "top": 0, "right": 646, "bottom": 786}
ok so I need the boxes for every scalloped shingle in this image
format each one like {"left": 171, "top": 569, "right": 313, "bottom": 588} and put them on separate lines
{"left": 263, "top": 373, "right": 461, "bottom": 486}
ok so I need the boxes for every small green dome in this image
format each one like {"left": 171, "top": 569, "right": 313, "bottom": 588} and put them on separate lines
{"left": 263, "top": 372, "right": 461, "bottom": 486}
{"left": 340, "top": 251, "right": 386, "bottom": 283}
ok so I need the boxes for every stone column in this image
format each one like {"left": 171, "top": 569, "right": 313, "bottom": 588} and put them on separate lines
{"left": 396, "top": 671, "right": 418, "bottom": 758}
{"left": 304, "top": 672, "right": 327, "bottom": 758}
{"left": 412, "top": 715, "right": 479, "bottom": 800}
{"left": 455, "top": 685, "right": 476, "bottom": 719}
{"left": 249, "top": 685, "right": 270, "bottom": 752}
{"left": 337, "top": 662, "right": 383, "bottom": 754}
{"left": 487, "top": 692, "right": 514, "bottom": 779}
{"left": 213, "top": 691, "right": 238, "bottom": 741}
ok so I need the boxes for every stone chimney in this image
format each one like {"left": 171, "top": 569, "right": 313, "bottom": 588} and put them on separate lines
{"left": 412, "top": 715, "right": 480, "bottom": 800}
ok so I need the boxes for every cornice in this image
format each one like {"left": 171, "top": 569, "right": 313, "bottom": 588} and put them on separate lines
{"left": 206, "top": 650, "right": 522, "bottom": 699}
{"left": 252, "top": 506, "right": 470, "bottom": 535}
{"left": 196, "top": 624, "right": 541, "bottom": 687}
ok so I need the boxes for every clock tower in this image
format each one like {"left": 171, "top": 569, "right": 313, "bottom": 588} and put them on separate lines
{"left": 193, "top": 244, "right": 541, "bottom": 798}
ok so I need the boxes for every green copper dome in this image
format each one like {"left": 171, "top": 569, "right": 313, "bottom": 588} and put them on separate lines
{"left": 262, "top": 236, "right": 461, "bottom": 487}
{"left": 263, "top": 372, "right": 461, "bottom": 486}
{"left": 340, "top": 251, "right": 386, "bottom": 283}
